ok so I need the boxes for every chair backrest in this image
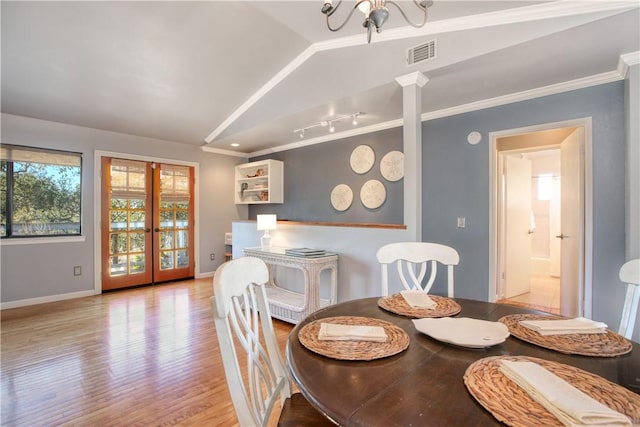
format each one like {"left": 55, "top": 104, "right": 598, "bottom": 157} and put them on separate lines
{"left": 618, "top": 258, "right": 640, "bottom": 339}
{"left": 376, "top": 242, "right": 460, "bottom": 297}
{"left": 211, "top": 256, "right": 291, "bottom": 427}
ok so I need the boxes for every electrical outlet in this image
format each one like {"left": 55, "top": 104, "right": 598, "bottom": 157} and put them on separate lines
{"left": 457, "top": 217, "right": 466, "bottom": 228}
{"left": 210, "top": 253, "right": 215, "bottom": 261}
{"left": 73, "top": 266, "right": 82, "bottom": 276}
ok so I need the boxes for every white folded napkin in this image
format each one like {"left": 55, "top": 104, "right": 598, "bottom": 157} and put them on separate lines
{"left": 318, "top": 323, "right": 387, "bottom": 342}
{"left": 400, "top": 290, "right": 437, "bottom": 309}
{"left": 500, "top": 360, "right": 631, "bottom": 426}
{"left": 519, "top": 317, "right": 607, "bottom": 336}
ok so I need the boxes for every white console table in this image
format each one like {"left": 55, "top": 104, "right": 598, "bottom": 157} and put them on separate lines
{"left": 243, "top": 247, "right": 338, "bottom": 324}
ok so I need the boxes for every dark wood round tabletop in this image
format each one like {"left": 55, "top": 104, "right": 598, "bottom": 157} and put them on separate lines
{"left": 286, "top": 297, "right": 640, "bottom": 427}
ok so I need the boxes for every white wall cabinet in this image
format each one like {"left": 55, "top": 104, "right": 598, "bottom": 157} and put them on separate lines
{"left": 235, "top": 159, "right": 283, "bottom": 204}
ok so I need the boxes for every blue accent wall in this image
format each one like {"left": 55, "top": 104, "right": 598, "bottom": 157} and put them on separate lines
{"left": 422, "top": 82, "right": 626, "bottom": 330}
{"left": 251, "top": 126, "right": 404, "bottom": 224}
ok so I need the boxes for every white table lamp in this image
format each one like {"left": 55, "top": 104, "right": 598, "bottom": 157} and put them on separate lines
{"left": 257, "top": 214, "right": 277, "bottom": 249}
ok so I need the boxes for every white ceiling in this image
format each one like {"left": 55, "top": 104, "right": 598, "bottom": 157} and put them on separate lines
{"left": 2, "top": 1, "right": 639, "bottom": 156}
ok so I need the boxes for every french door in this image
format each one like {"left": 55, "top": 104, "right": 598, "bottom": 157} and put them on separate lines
{"left": 101, "top": 157, "right": 195, "bottom": 291}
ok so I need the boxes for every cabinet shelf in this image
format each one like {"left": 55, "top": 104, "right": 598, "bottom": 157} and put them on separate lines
{"left": 235, "top": 159, "right": 283, "bottom": 204}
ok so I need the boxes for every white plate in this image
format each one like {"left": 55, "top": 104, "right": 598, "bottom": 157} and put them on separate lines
{"left": 412, "top": 317, "right": 510, "bottom": 348}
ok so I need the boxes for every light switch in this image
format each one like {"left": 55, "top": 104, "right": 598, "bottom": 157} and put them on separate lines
{"left": 457, "top": 217, "right": 466, "bottom": 228}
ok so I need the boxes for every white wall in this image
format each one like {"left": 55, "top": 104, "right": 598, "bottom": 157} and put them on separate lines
{"left": 232, "top": 221, "right": 412, "bottom": 301}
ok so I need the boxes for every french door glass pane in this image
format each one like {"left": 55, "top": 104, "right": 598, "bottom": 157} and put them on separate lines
{"left": 130, "top": 254, "right": 145, "bottom": 274}
{"left": 129, "top": 232, "right": 145, "bottom": 252}
{"left": 130, "top": 211, "right": 145, "bottom": 230}
{"left": 176, "top": 230, "right": 188, "bottom": 247}
{"left": 110, "top": 255, "right": 128, "bottom": 277}
{"left": 160, "top": 231, "right": 173, "bottom": 249}
{"left": 177, "top": 250, "right": 189, "bottom": 268}
{"left": 160, "top": 251, "right": 174, "bottom": 270}
{"left": 110, "top": 233, "right": 127, "bottom": 254}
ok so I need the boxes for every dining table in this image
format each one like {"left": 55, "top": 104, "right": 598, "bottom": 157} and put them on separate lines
{"left": 285, "top": 297, "right": 640, "bottom": 426}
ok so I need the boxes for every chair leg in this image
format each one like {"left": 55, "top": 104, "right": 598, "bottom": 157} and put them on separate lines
{"left": 619, "top": 284, "right": 640, "bottom": 339}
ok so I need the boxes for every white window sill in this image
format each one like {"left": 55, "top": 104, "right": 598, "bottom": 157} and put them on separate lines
{"left": 1, "top": 235, "right": 86, "bottom": 245}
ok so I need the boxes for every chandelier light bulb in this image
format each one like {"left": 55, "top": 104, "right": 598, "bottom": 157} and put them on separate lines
{"left": 352, "top": 115, "right": 358, "bottom": 125}
{"left": 321, "top": 0, "right": 333, "bottom": 13}
{"left": 357, "top": 0, "right": 371, "bottom": 16}
{"left": 329, "top": 122, "right": 335, "bottom": 133}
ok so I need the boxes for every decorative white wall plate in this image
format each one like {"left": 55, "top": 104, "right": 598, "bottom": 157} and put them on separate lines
{"left": 350, "top": 145, "right": 375, "bottom": 174}
{"left": 380, "top": 150, "right": 404, "bottom": 181}
{"left": 360, "top": 179, "right": 386, "bottom": 209}
{"left": 330, "top": 184, "right": 353, "bottom": 211}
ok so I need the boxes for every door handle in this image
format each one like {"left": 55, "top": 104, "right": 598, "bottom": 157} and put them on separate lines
{"left": 144, "top": 228, "right": 151, "bottom": 233}
{"left": 154, "top": 228, "right": 160, "bottom": 232}
{"left": 555, "top": 234, "right": 568, "bottom": 239}
{"left": 527, "top": 229, "right": 534, "bottom": 235}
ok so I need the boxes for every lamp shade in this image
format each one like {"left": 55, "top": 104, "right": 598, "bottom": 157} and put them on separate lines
{"left": 256, "top": 214, "right": 277, "bottom": 231}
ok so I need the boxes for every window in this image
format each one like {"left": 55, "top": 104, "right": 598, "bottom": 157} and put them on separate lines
{"left": 537, "top": 174, "right": 553, "bottom": 201}
{"left": 1, "top": 145, "right": 82, "bottom": 238}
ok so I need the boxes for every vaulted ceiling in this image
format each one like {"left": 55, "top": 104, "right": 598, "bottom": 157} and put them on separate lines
{"left": 2, "top": 1, "right": 639, "bottom": 156}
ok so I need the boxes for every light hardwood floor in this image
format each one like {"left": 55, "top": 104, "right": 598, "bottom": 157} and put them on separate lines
{"left": 498, "top": 274, "right": 561, "bottom": 314}
{"left": 1, "top": 278, "right": 294, "bottom": 426}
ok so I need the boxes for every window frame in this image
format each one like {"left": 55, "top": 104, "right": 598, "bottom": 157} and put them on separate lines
{"left": 1, "top": 144, "right": 83, "bottom": 240}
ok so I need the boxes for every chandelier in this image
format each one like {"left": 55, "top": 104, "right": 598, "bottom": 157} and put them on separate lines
{"left": 321, "top": 0, "right": 432, "bottom": 43}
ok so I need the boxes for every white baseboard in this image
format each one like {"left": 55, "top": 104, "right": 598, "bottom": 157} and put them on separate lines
{"left": 1, "top": 290, "right": 96, "bottom": 310}
{"left": 2, "top": 274, "right": 216, "bottom": 310}
{"left": 196, "top": 271, "right": 215, "bottom": 279}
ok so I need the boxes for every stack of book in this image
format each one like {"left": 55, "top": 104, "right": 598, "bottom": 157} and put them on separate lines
{"left": 285, "top": 248, "right": 327, "bottom": 257}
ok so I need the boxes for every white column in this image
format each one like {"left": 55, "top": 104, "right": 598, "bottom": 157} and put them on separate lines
{"left": 395, "top": 72, "right": 428, "bottom": 241}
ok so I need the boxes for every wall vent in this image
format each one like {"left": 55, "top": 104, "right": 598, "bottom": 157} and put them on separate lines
{"left": 407, "top": 39, "right": 436, "bottom": 65}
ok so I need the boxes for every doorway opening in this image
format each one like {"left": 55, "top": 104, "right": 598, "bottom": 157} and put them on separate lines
{"left": 498, "top": 148, "right": 562, "bottom": 313}
{"left": 489, "top": 118, "right": 593, "bottom": 318}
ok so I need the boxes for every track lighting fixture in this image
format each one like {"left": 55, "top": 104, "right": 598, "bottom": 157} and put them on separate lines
{"left": 293, "top": 112, "right": 364, "bottom": 140}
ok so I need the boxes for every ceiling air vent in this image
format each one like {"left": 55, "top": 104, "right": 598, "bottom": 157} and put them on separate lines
{"left": 407, "top": 40, "right": 436, "bottom": 65}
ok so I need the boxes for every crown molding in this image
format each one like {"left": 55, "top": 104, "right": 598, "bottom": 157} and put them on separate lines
{"left": 619, "top": 51, "right": 640, "bottom": 77}
{"left": 421, "top": 67, "right": 627, "bottom": 123}
{"left": 245, "top": 55, "right": 635, "bottom": 157}
{"left": 201, "top": 145, "right": 249, "bottom": 158}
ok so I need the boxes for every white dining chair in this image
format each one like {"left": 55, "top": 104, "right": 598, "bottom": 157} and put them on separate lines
{"left": 376, "top": 242, "right": 460, "bottom": 297}
{"left": 619, "top": 258, "right": 640, "bottom": 339}
{"left": 211, "top": 256, "right": 334, "bottom": 427}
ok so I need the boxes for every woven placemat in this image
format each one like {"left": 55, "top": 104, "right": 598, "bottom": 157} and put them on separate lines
{"left": 377, "top": 293, "right": 461, "bottom": 318}
{"left": 499, "top": 314, "right": 632, "bottom": 357}
{"left": 298, "top": 316, "right": 409, "bottom": 361}
{"left": 464, "top": 355, "right": 640, "bottom": 427}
